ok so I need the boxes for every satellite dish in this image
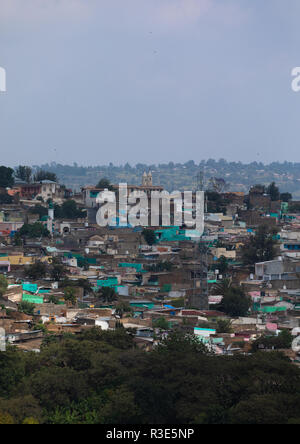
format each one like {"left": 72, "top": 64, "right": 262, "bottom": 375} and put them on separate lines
{"left": 292, "top": 336, "right": 300, "bottom": 352}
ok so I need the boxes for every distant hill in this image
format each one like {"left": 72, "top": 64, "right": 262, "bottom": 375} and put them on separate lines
{"left": 33, "top": 161, "right": 300, "bottom": 198}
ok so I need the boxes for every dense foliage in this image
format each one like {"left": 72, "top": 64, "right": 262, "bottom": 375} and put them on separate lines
{"left": 96, "top": 178, "right": 115, "bottom": 191}
{"left": 145, "top": 261, "right": 173, "bottom": 272}
{"left": 29, "top": 201, "right": 86, "bottom": 220}
{"left": 33, "top": 170, "right": 58, "bottom": 183}
{"left": 33, "top": 161, "right": 300, "bottom": 197}
{"left": 0, "top": 193, "right": 13, "bottom": 204}
{"left": 18, "top": 301, "right": 35, "bottom": 316}
{"left": 142, "top": 229, "right": 156, "bottom": 246}
{"left": 241, "top": 225, "right": 278, "bottom": 266}
{"left": 217, "top": 286, "right": 251, "bottom": 318}
{"left": 97, "top": 287, "right": 118, "bottom": 303}
{"left": 0, "top": 330, "right": 299, "bottom": 424}
{"left": 19, "top": 223, "right": 50, "bottom": 239}
{"left": 251, "top": 330, "right": 293, "bottom": 352}
{"left": 54, "top": 200, "right": 86, "bottom": 220}
{"left": 0, "top": 275, "right": 8, "bottom": 298}
{"left": 266, "top": 182, "right": 280, "bottom": 201}
{"left": 0, "top": 166, "right": 14, "bottom": 188}
{"left": 15, "top": 166, "right": 33, "bottom": 184}
{"left": 26, "top": 262, "right": 47, "bottom": 280}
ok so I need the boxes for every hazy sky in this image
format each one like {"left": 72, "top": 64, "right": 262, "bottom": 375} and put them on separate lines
{"left": 1, "top": 0, "right": 300, "bottom": 167}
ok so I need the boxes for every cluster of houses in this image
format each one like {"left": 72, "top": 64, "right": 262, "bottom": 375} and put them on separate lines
{"left": 0, "top": 174, "right": 300, "bottom": 361}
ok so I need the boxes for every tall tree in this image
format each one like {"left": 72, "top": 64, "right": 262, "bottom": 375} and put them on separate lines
{"left": 63, "top": 287, "right": 77, "bottom": 306}
{"left": 97, "top": 287, "right": 118, "bottom": 303}
{"left": 34, "top": 170, "right": 57, "bottom": 183}
{"left": 115, "top": 301, "right": 133, "bottom": 319}
{"left": 215, "top": 256, "right": 229, "bottom": 275}
{"left": 212, "top": 278, "right": 232, "bottom": 295}
{"left": 19, "top": 223, "right": 50, "bottom": 238}
{"left": 142, "top": 229, "right": 156, "bottom": 246}
{"left": 96, "top": 178, "right": 114, "bottom": 191}
{"left": 18, "top": 302, "right": 35, "bottom": 316}
{"left": 0, "top": 194, "right": 13, "bottom": 204}
{"left": 208, "top": 177, "right": 229, "bottom": 193}
{"left": 50, "top": 261, "right": 66, "bottom": 281}
{"left": 15, "top": 166, "right": 32, "bottom": 183}
{"left": 26, "top": 262, "right": 47, "bottom": 280}
{"left": 0, "top": 166, "right": 14, "bottom": 188}
{"left": 217, "top": 286, "right": 251, "bottom": 317}
{"left": 241, "top": 225, "right": 278, "bottom": 265}
{"left": 61, "top": 200, "right": 85, "bottom": 219}
{"left": 280, "top": 192, "right": 292, "bottom": 202}
{"left": 0, "top": 275, "right": 8, "bottom": 297}
{"left": 267, "top": 182, "right": 280, "bottom": 201}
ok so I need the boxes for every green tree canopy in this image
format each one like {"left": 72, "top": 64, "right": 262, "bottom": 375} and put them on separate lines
{"left": 0, "top": 193, "right": 13, "bottom": 204}
{"left": 96, "top": 178, "right": 114, "bottom": 191}
{"left": 142, "top": 229, "right": 156, "bottom": 246}
{"left": 0, "top": 166, "right": 14, "bottom": 188}
{"left": 212, "top": 278, "right": 232, "bottom": 296}
{"left": 18, "top": 301, "right": 35, "bottom": 316}
{"left": 63, "top": 287, "right": 77, "bottom": 306}
{"left": 0, "top": 275, "right": 8, "bottom": 297}
{"left": 216, "top": 319, "right": 233, "bottom": 333}
{"left": 214, "top": 256, "right": 229, "bottom": 275}
{"left": 50, "top": 259, "right": 66, "bottom": 281}
{"left": 241, "top": 225, "right": 278, "bottom": 266}
{"left": 0, "top": 330, "right": 300, "bottom": 424}
{"left": 19, "top": 223, "right": 50, "bottom": 239}
{"left": 26, "top": 262, "right": 47, "bottom": 280}
{"left": 217, "top": 286, "right": 251, "bottom": 317}
{"left": 34, "top": 170, "right": 57, "bottom": 183}
{"left": 15, "top": 166, "right": 32, "bottom": 183}
{"left": 54, "top": 200, "right": 86, "bottom": 220}
{"left": 115, "top": 301, "right": 132, "bottom": 318}
{"left": 153, "top": 317, "right": 169, "bottom": 330}
{"left": 97, "top": 287, "right": 118, "bottom": 304}
{"left": 267, "top": 182, "right": 280, "bottom": 201}
{"left": 29, "top": 205, "right": 48, "bottom": 219}
{"left": 252, "top": 329, "right": 293, "bottom": 352}
{"left": 280, "top": 192, "right": 292, "bottom": 202}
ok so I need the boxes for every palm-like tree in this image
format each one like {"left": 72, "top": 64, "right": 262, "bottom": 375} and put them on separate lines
{"left": 211, "top": 278, "right": 232, "bottom": 296}
{"left": 98, "top": 287, "right": 118, "bottom": 303}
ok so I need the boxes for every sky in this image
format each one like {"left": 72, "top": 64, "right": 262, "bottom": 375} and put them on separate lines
{"left": 1, "top": 0, "right": 300, "bottom": 167}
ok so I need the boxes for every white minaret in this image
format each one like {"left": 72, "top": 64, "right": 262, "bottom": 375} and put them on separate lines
{"left": 47, "top": 200, "right": 54, "bottom": 234}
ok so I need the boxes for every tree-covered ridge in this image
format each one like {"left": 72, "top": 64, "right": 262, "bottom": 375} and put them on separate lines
{"left": 0, "top": 329, "right": 300, "bottom": 424}
{"left": 33, "top": 160, "right": 300, "bottom": 196}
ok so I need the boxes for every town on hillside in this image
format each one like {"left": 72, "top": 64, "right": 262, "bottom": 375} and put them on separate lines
{"left": 0, "top": 165, "right": 300, "bottom": 424}
{"left": 0, "top": 166, "right": 298, "bottom": 353}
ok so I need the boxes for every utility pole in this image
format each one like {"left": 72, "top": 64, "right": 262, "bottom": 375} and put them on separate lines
{"left": 198, "top": 240, "right": 209, "bottom": 310}
{"left": 196, "top": 169, "right": 207, "bottom": 211}
{"left": 190, "top": 169, "right": 209, "bottom": 310}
